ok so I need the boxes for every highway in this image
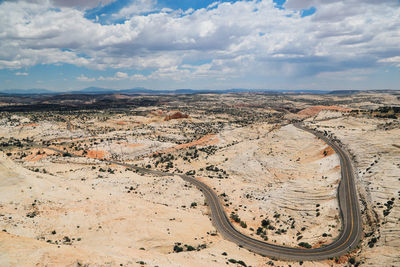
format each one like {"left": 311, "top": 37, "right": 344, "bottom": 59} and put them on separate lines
{"left": 46, "top": 123, "right": 362, "bottom": 261}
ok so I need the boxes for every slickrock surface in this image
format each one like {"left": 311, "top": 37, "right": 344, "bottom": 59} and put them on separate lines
{"left": 1, "top": 92, "right": 399, "bottom": 266}
{"left": 305, "top": 114, "right": 400, "bottom": 266}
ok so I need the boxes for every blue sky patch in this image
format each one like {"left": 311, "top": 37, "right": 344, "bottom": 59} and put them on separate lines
{"left": 157, "top": 0, "right": 240, "bottom": 11}
{"left": 301, "top": 6, "right": 317, "bottom": 17}
{"left": 273, "top": 0, "right": 286, "bottom": 10}
{"left": 85, "top": 0, "right": 130, "bottom": 24}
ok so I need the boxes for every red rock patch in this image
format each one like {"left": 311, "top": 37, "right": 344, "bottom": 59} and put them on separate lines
{"left": 86, "top": 150, "right": 107, "bottom": 160}
{"left": 321, "top": 146, "right": 335, "bottom": 157}
{"left": 164, "top": 111, "right": 189, "bottom": 121}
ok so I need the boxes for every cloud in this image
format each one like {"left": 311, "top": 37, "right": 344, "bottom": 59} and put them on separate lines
{"left": 284, "top": 0, "right": 399, "bottom": 10}
{"left": 0, "top": 0, "right": 399, "bottom": 84}
{"left": 77, "top": 74, "right": 95, "bottom": 82}
{"left": 130, "top": 74, "right": 147, "bottom": 81}
{"left": 52, "top": 0, "right": 116, "bottom": 8}
{"left": 99, "top": 71, "right": 129, "bottom": 80}
{"left": 15, "top": 72, "right": 29, "bottom": 76}
{"left": 21, "top": 0, "right": 117, "bottom": 9}
{"left": 379, "top": 56, "right": 400, "bottom": 67}
{"left": 115, "top": 71, "right": 128, "bottom": 79}
{"left": 113, "top": 0, "right": 158, "bottom": 18}
{"left": 77, "top": 71, "right": 130, "bottom": 82}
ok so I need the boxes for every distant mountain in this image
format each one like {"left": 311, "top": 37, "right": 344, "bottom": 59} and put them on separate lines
{"left": 328, "top": 90, "right": 361, "bottom": 95}
{"left": 116, "top": 88, "right": 331, "bottom": 95}
{"left": 282, "top": 89, "right": 331, "bottom": 94}
{"left": 0, "top": 87, "right": 371, "bottom": 96}
{"left": 328, "top": 89, "right": 399, "bottom": 95}
{"left": 119, "top": 87, "right": 158, "bottom": 94}
{"left": 70, "top": 87, "right": 118, "bottom": 94}
{"left": 0, "top": 88, "right": 56, "bottom": 94}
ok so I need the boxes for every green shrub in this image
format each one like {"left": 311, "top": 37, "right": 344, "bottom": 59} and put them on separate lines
{"left": 230, "top": 213, "right": 240, "bottom": 223}
{"left": 298, "top": 242, "right": 312, "bottom": 249}
{"left": 186, "top": 245, "right": 195, "bottom": 251}
{"left": 261, "top": 219, "right": 270, "bottom": 227}
{"left": 173, "top": 245, "right": 183, "bottom": 253}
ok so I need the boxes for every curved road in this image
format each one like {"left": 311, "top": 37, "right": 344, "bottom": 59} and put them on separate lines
{"left": 47, "top": 123, "right": 362, "bottom": 261}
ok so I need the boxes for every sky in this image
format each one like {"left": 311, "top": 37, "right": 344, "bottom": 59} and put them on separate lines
{"left": 0, "top": 0, "right": 399, "bottom": 92}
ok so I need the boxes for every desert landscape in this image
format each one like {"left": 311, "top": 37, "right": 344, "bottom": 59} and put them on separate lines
{"left": 1, "top": 0, "right": 400, "bottom": 265}
{"left": 0, "top": 91, "right": 399, "bottom": 266}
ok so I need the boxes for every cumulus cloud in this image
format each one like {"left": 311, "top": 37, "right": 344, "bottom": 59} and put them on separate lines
{"left": 0, "top": 0, "right": 399, "bottom": 83}
{"left": 130, "top": 74, "right": 147, "bottom": 81}
{"left": 99, "top": 71, "right": 129, "bottom": 80}
{"left": 284, "top": 0, "right": 399, "bottom": 9}
{"left": 113, "top": 0, "right": 158, "bottom": 18}
{"left": 379, "top": 56, "right": 400, "bottom": 67}
{"left": 15, "top": 72, "right": 29, "bottom": 76}
{"left": 115, "top": 71, "right": 128, "bottom": 79}
{"left": 20, "top": 0, "right": 117, "bottom": 9}
{"left": 77, "top": 74, "right": 96, "bottom": 82}
{"left": 52, "top": 0, "right": 116, "bottom": 8}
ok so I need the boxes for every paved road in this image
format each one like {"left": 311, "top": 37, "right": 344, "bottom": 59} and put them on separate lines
{"left": 46, "top": 124, "right": 362, "bottom": 261}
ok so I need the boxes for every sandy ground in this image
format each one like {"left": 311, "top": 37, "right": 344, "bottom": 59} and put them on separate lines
{"left": 0, "top": 151, "right": 267, "bottom": 267}
{"left": 1, "top": 98, "right": 399, "bottom": 266}
{"left": 0, "top": 114, "right": 342, "bottom": 267}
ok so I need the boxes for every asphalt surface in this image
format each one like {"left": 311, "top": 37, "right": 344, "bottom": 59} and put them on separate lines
{"left": 46, "top": 123, "right": 362, "bottom": 261}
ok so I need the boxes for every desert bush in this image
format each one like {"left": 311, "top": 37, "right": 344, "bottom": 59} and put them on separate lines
{"left": 173, "top": 245, "right": 183, "bottom": 253}
{"left": 298, "top": 242, "right": 312, "bottom": 249}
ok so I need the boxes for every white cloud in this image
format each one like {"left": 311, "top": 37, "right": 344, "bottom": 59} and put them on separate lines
{"left": 99, "top": 71, "right": 129, "bottom": 80}
{"left": 15, "top": 72, "right": 29, "bottom": 76}
{"left": 130, "top": 74, "right": 147, "bottom": 80}
{"left": 284, "top": 0, "right": 399, "bottom": 10}
{"left": 77, "top": 74, "right": 95, "bottom": 82}
{"left": 0, "top": 0, "right": 399, "bottom": 84}
{"left": 115, "top": 71, "right": 128, "bottom": 79}
{"left": 113, "top": 0, "right": 157, "bottom": 18}
{"left": 147, "top": 66, "right": 191, "bottom": 81}
{"left": 53, "top": 0, "right": 116, "bottom": 8}
{"left": 379, "top": 56, "right": 400, "bottom": 67}
{"left": 25, "top": 0, "right": 117, "bottom": 9}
